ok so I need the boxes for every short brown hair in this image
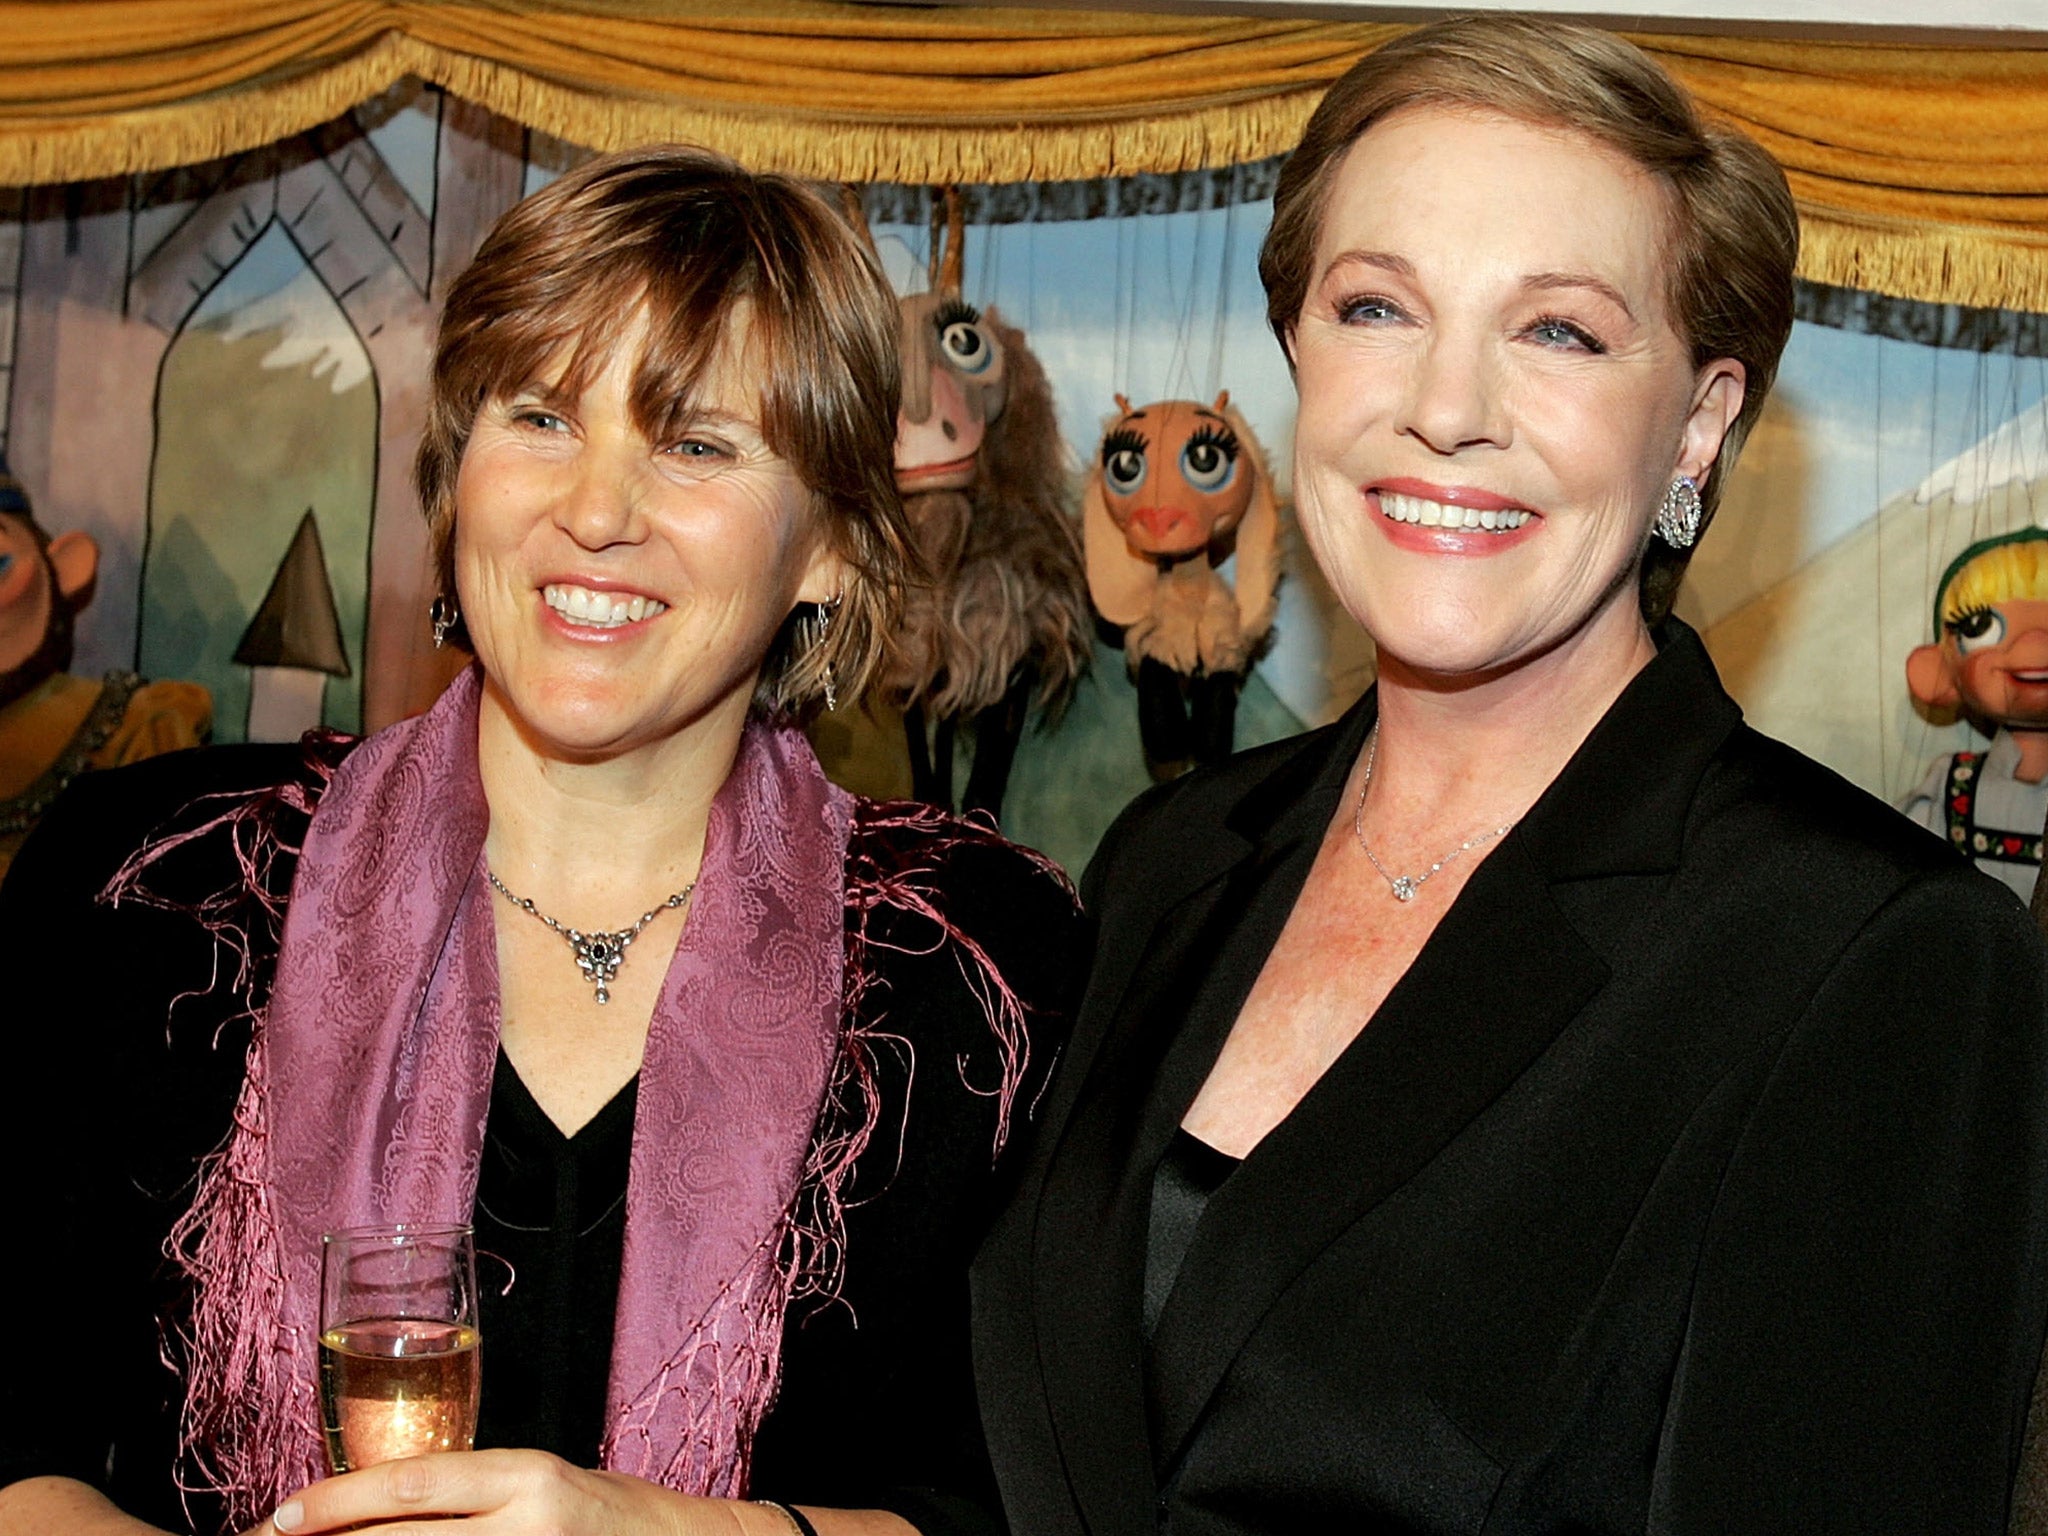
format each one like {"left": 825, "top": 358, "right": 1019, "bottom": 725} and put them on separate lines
{"left": 416, "top": 144, "right": 912, "bottom": 712}
{"left": 1259, "top": 16, "right": 1799, "bottom": 618}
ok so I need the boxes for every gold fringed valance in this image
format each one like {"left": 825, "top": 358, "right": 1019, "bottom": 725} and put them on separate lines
{"left": 0, "top": 5, "right": 1392, "bottom": 184}
{"left": 3, "top": 2, "right": 2048, "bottom": 311}
{"left": 22, "top": 28, "right": 1345, "bottom": 191}
{"left": 1793, "top": 209, "right": 2048, "bottom": 316}
{"left": 1633, "top": 31, "right": 2048, "bottom": 310}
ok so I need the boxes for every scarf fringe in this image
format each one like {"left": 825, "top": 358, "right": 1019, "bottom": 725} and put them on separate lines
{"left": 101, "top": 735, "right": 350, "bottom": 1030}
{"left": 100, "top": 733, "right": 352, "bottom": 1532}
{"left": 603, "top": 797, "right": 1067, "bottom": 1493}
{"left": 600, "top": 1252, "right": 785, "bottom": 1494}
{"left": 845, "top": 799, "right": 1066, "bottom": 1159}
{"left": 162, "top": 1050, "right": 323, "bottom": 1529}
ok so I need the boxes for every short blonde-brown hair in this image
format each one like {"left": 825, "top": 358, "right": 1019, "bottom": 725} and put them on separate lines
{"left": 416, "top": 144, "right": 913, "bottom": 713}
{"left": 1258, "top": 16, "right": 1799, "bottom": 620}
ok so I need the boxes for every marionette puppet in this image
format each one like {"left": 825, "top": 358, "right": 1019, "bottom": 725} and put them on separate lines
{"left": 1083, "top": 393, "right": 1281, "bottom": 780}
{"left": 0, "top": 456, "right": 210, "bottom": 880}
{"left": 1901, "top": 526, "right": 2048, "bottom": 902}
{"left": 879, "top": 191, "right": 1089, "bottom": 818}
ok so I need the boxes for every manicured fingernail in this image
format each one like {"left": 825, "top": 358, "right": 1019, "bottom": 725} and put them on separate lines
{"left": 272, "top": 1500, "right": 304, "bottom": 1532}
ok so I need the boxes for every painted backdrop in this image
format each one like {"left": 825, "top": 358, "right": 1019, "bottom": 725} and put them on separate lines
{"left": 2, "top": 81, "right": 2040, "bottom": 874}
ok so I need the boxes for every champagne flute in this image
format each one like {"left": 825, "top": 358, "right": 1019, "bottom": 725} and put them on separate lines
{"left": 318, "top": 1223, "right": 481, "bottom": 1472}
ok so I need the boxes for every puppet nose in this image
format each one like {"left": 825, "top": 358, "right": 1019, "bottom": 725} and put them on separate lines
{"left": 895, "top": 364, "right": 984, "bottom": 481}
{"left": 1130, "top": 505, "right": 1195, "bottom": 542}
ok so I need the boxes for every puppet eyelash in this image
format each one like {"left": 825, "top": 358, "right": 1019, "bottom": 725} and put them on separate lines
{"left": 1101, "top": 428, "right": 1147, "bottom": 464}
{"left": 1945, "top": 604, "right": 1998, "bottom": 637}
{"left": 933, "top": 298, "right": 982, "bottom": 330}
{"left": 1185, "top": 425, "right": 1240, "bottom": 461}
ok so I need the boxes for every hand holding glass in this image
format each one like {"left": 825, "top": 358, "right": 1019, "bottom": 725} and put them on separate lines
{"left": 319, "top": 1224, "right": 481, "bottom": 1471}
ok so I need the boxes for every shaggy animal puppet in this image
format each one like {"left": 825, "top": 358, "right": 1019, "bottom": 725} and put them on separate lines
{"left": 1083, "top": 393, "right": 1281, "bottom": 779}
{"left": 886, "top": 291, "right": 1089, "bottom": 818}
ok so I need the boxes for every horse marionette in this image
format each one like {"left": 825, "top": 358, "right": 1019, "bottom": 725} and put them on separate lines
{"left": 1083, "top": 392, "right": 1281, "bottom": 779}
{"left": 882, "top": 193, "right": 1089, "bottom": 818}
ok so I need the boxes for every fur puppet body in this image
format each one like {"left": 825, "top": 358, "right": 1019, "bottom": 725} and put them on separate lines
{"left": 888, "top": 299, "right": 1088, "bottom": 720}
{"left": 886, "top": 287, "right": 1089, "bottom": 814}
{"left": 1124, "top": 555, "right": 1261, "bottom": 678}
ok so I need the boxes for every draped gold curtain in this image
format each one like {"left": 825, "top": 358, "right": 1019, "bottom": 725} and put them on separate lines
{"left": 3, "top": 1, "right": 2047, "bottom": 310}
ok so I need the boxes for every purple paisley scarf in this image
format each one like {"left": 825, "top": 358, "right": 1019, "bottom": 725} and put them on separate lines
{"left": 122, "top": 668, "right": 854, "bottom": 1528}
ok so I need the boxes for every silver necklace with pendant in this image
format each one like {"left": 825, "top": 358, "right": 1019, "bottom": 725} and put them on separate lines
{"left": 1351, "top": 727, "right": 1516, "bottom": 902}
{"left": 486, "top": 869, "right": 696, "bottom": 1004}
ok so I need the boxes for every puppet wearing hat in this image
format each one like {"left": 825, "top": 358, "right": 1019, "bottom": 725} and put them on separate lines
{"left": 0, "top": 458, "right": 210, "bottom": 880}
{"left": 1083, "top": 393, "right": 1282, "bottom": 780}
{"left": 1900, "top": 527, "right": 2048, "bottom": 902}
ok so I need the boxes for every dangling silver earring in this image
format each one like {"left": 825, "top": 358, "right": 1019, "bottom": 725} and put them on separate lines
{"left": 803, "top": 595, "right": 842, "bottom": 711}
{"left": 1653, "top": 475, "right": 1703, "bottom": 549}
{"left": 430, "top": 594, "right": 460, "bottom": 650}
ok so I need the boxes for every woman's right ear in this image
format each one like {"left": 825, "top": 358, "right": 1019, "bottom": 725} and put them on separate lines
{"left": 1906, "top": 642, "right": 1960, "bottom": 710}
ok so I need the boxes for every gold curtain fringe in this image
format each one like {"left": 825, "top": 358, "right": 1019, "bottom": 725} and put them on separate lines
{"left": 423, "top": 43, "right": 1324, "bottom": 182}
{"left": 0, "top": 35, "right": 1326, "bottom": 188}
{"left": 1797, "top": 210, "right": 2048, "bottom": 314}
{"left": 0, "top": 32, "right": 420, "bottom": 187}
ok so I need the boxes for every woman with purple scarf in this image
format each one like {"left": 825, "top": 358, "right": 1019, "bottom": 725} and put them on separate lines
{"left": 0, "top": 148, "right": 1079, "bottom": 1536}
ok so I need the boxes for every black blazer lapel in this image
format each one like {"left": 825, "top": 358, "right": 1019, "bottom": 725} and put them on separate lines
{"left": 1029, "top": 868, "right": 1257, "bottom": 1533}
{"left": 1027, "top": 712, "right": 1368, "bottom": 1534}
{"left": 1143, "top": 832, "right": 1610, "bottom": 1471}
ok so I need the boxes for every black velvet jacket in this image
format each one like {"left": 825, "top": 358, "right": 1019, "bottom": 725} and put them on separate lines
{"left": 973, "top": 623, "right": 2048, "bottom": 1536}
{"left": 0, "top": 742, "right": 1083, "bottom": 1536}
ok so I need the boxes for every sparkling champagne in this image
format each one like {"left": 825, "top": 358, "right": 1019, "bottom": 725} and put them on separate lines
{"left": 318, "top": 1316, "right": 480, "bottom": 1471}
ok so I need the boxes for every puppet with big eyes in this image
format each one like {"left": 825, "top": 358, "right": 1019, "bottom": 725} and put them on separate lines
{"left": 1083, "top": 393, "right": 1281, "bottom": 780}
{"left": 882, "top": 201, "right": 1089, "bottom": 819}
{"left": 0, "top": 457, "right": 210, "bottom": 880}
{"left": 1900, "top": 527, "right": 2048, "bottom": 902}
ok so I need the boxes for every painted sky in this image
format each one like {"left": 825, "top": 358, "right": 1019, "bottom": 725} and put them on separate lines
{"left": 188, "top": 223, "right": 376, "bottom": 395}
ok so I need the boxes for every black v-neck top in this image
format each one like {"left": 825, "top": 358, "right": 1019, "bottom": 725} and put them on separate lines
{"left": 1142, "top": 1129, "right": 1239, "bottom": 1339}
{"left": 472, "top": 1050, "right": 636, "bottom": 1463}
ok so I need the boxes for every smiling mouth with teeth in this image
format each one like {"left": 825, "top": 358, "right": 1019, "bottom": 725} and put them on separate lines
{"left": 1378, "top": 491, "right": 1533, "bottom": 533}
{"left": 542, "top": 583, "right": 669, "bottom": 629}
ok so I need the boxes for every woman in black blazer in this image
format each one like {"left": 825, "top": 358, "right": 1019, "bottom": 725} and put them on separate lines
{"left": 974, "top": 17, "right": 2048, "bottom": 1535}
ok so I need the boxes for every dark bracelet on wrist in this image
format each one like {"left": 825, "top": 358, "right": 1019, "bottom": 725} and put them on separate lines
{"left": 754, "top": 1499, "right": 822, "bottom": 1536}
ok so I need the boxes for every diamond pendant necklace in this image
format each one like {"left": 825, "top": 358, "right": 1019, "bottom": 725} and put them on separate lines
{"left": 486, "top": 869, "right": 697, "bottom": 1004}
{"left": 1352, "top": 727, "right": 1517, "bottom": 902}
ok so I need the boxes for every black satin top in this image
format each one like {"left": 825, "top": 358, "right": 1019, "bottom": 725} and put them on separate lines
{"left": 1142, "top": 1128, "right": 1240, "bottom": 1339}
